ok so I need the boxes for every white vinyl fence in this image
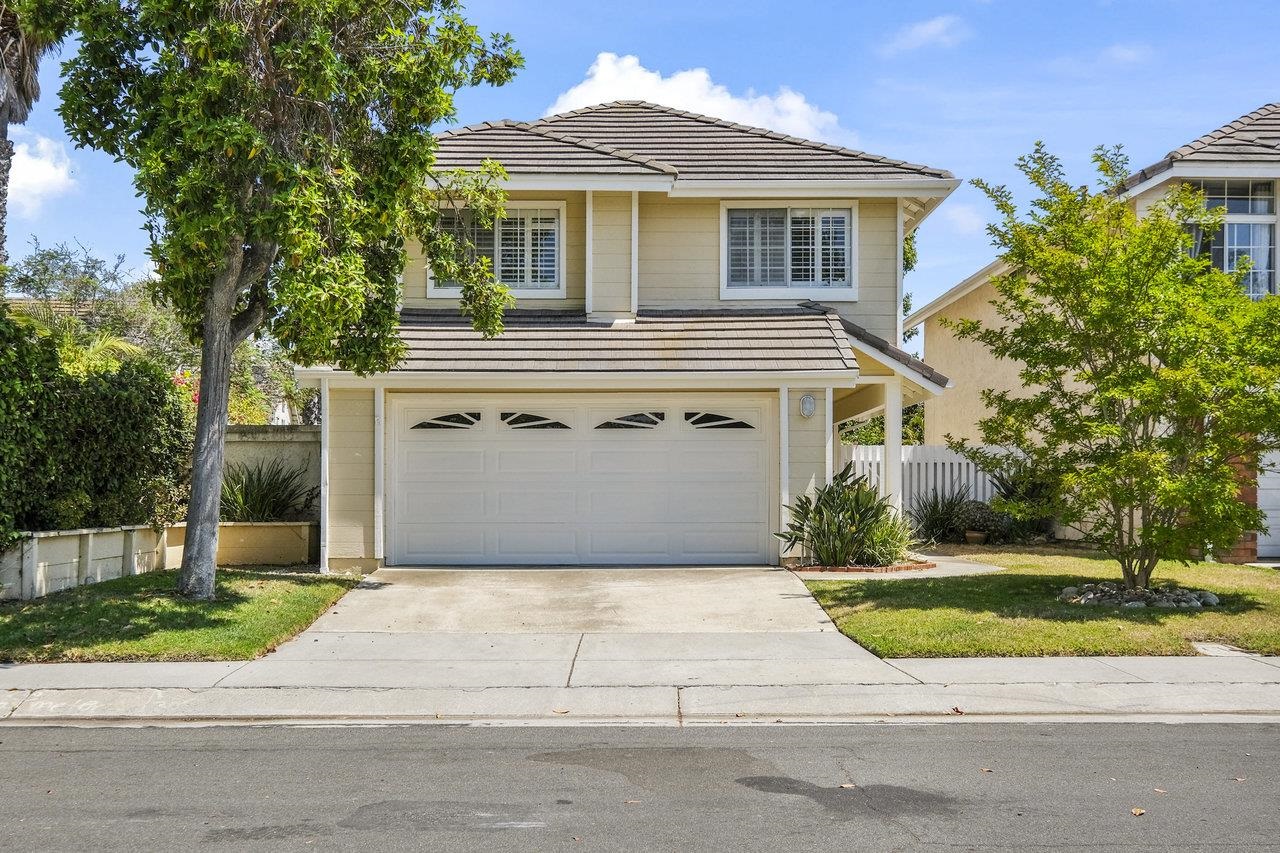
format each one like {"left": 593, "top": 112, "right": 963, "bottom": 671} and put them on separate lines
{"left": 839, "top": 444, "right": 997, "bottom": 510}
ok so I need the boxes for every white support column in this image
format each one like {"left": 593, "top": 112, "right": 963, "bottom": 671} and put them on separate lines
{"left": 584, "top": 190, "right": 594, "bottom": 315}
{"left": 778, "top": 386, "right": 790, "bottom": 533}
{"left": 318, "top": 378, "right": 331, "bottom": 573}
{"left": 883, "top": 377, "right": 904, "bottom": 512}
{"left": 373, "top": 386, "right": 385, "bottom": 562}
{"left": 630, "top": 190, "right": 639, "bottom": 315}
{"left": 824, "top": 387, "right": 834, "bottom": 484}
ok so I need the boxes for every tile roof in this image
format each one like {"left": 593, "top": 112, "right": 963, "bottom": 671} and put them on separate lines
{"left": 394, "top": 306, "right": 858, "bottom": 373}
{"left": 435, "top": 100, "right": 953, "bottom": 182}
{"left": 821, "top": 307, "right": 952, "bottom": 389}
{"left": 1124, "top": 102, "right": 1280, "bottom": 190}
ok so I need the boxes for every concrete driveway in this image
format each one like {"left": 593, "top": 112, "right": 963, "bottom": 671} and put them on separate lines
{"left": 226, "top": 567, "right": 913, "bottom": 689}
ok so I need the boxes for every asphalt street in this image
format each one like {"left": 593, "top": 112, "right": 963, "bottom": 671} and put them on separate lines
{"left": 3, "top": 723, "right": 1278, "bottom": 851}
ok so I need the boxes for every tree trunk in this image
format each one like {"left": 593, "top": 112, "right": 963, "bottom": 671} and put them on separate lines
{"left": 0, "top": 129, "right": 12, "bottom": 270}
{"left": 177, "top": 308, "right": 236, "bottom": 600}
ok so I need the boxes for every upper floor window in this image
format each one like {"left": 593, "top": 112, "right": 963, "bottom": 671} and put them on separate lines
{"left": 1188, "top": 181, "right": 1276, "bottom": 299}
{"left": 431, "top": 202, "right": 564, "bottom": 297}
{"left": 722, "top": 202, "right": 857, "bottom": 299}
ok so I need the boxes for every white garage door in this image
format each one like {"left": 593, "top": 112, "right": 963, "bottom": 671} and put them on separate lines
{"left": 388, "top": 394, "right": 774, "bottom": 565}
{"left": 1260, "top": 452, "right": 1280, "bottom": 559}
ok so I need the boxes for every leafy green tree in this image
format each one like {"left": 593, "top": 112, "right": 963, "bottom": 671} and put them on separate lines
{"left": 26, "top": 0, "right": 521, "bottom": 598}
{"left": 949, "top": 144, "right": 1280, "bottom": 589}
{"left": 0, "top": 7, "right": 62, "bottom": 266}
{"left": 840, "top": 404, "right": 924, "bottom": 446}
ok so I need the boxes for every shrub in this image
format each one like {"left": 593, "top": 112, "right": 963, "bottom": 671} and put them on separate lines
{"left": 859, "top": 512, "right": 917, "bottom": 567}
{"left": 0, "top": 304, "right": 192, "bottom": 541}
{"left": 909, "top": 484, "right": 971, "bottom": 545}
{"left": 221, "top": 459, "right": 315, "bottom": 522}
{"left": 988, "top": 460, "right": 1058, "bottom": 542}
{"left": 955, "top": 500, "right": 1016, "bottom": 542}
{"left": 776, "top": 463, "right": 912, "bottom": 566}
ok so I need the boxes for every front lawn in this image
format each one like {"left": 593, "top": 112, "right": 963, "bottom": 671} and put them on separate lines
{"left": 806, "top": 546, "right": 1280, "bottom": 658}
{"left": 0, "top": 569, "right": 358, "bottom": 662}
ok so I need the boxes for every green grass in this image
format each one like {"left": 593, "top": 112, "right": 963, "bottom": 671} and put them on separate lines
{"left": 806, "top": 546, "right": 1280, "bottom": 658}
{"left": 0, "top": 569, "right": 359, "bottom": 662}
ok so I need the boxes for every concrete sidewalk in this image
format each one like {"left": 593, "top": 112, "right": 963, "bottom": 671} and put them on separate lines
{"left": 4, "top": 566, "right": 1280, "bottom": 725}
{"left": 4, "top": 653, "right": 1280, "bottom": 725}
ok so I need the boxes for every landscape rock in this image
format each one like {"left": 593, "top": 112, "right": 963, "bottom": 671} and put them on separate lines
{"left": 1058, "top": 582, "right": 1220, "bottom": 609}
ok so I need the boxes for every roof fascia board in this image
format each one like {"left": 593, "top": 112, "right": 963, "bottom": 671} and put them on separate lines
{"left": 501, "top": 175, "right": 675, "bottom": 191}
{"left": 293, "top": 368, "right": 859, "bottom": 389}
{"left": 904, "top": 259, "right": 1008, "bottom": 329}
{"left": 844, "top": 335, "right": 949, "bottom": 395}
{"left": 1122, "top": 163, "right": 1280, "bottom": 199}
{"left": 667, "top": 178, "right": 960, "bottom": 198}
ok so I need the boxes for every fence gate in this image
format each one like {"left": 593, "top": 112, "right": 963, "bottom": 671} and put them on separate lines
{"left": 839, "top": 445, "right": 996, "bottom": 510}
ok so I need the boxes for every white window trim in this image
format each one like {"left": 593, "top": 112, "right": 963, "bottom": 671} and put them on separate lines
{"left": 426, "top": 200, "right": 568, "bottom": 300}
{"left": 719, "top": 199, "right": 859, "bottom": 301}
{"left": 1193, "top": 179, "right": 1277, "bottom": 298}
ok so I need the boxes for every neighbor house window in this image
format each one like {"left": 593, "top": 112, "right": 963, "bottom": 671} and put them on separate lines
{"left": 725, "top": 206, "right": 853, "bottom": 290}
{"left": 1188, "top": 180, "right": 1276, "bottom": 299}
{"left": 433, "top": 205, "right": 562, "bottom": 293}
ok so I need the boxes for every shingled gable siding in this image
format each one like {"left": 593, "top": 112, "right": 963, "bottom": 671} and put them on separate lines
{"left": 327, "top": 389, "right": 378, "bottom": 571}
{"left": 636, "top": 194, "right": 901, "bottom": 341}
{"left": 591, "top": 191, "right": 634, "bottom": 316}
{"left": 401, "top": 190, "right": 588, "bottom": 310}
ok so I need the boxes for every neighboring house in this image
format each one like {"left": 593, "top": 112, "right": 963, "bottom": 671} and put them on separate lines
{"left": 296, "top": 100, "right": 957, "bottom": 569}
{"left": 906, "top": 101, "right": 1280, "bottom": 560}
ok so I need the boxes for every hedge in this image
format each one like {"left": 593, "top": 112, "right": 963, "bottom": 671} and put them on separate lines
{"left": 0, "top": 303, "right": 193, "bottom": 543}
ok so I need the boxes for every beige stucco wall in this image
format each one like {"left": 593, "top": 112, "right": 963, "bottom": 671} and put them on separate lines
{"left": 224, "top": 426, "right": 320, "bottom": 519}
{"left": 327, "top": 389, "right": 376, "bottom": 568}
{"left": 921, "top": 280, "right": 1021, "bottom": 444}
{"left": 401, "top": 190, "right": 588, "bottom": 310}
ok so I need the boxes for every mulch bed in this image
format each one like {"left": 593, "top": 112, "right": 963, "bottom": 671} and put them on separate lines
{"left": 791, "top": 560, "right": 938, "bottom": 574}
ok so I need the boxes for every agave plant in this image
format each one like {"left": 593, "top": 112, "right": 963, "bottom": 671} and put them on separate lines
{"left": 776, "top": 463, "right": 910, "bottom": 567}
{"left": 220, "top": 459, "right": 315, "bottom": 522}
{"left": 909, "top": 482, "right": 971, "bottom": 545}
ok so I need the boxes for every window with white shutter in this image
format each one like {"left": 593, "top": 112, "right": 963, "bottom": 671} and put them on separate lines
{"left": 430, "top": 203, "right": 564, "bottom": 297}
{"left": 724, "top": 204, "right": 855, "bottom": 295}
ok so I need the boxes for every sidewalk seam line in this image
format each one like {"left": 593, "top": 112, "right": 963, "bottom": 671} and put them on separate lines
{"left": 2, "top": 690, "right": 30, "bottom": 719}
{"left": 676, "top": 686, "right": 684, "bottom": 727}
{"left": 210, "top": 660, "right": 253, "bottom": 687}
{"left": 880, "top": 659, "right": 926, "bottom": 684}
{"left": 564, "top": 634, "right": 585, "bottom": 688}
{"left": 1089, "top": 657, "right": 1153, "bottom": 682}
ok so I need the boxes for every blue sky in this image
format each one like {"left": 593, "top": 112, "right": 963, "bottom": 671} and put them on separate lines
{"left": 10, "top": 0, "right": 1278, "bottom": 310}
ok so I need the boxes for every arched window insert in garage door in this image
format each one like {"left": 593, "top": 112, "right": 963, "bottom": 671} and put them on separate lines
{"left": 595, "top": 412, "right": 665, "bottom": 429}
{"left": 411, "top": 412, "right": 481, "bottom": 429}
{"left": 685, "top": 412, "right": 755, "bottom": 429}
{"left": 501, "top": 412, "right": 571, "bottom": 429}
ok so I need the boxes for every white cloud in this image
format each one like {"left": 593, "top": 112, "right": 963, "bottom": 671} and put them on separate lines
{"left": 1048, "top": 42, "right": 1154, "bottom": 75}
{"left": 10, "top": 130, "right": 76, "bottom": 218}
{"left": 938, "top": 202, "right": 989, "bottom": 236}
{"left": 878, "top": 15, "right": 971, "bottom": 58}
{"left": 1101, "top": 43, "right": 1152, "bottom": 64}
{"left": 545, "top": 52, "right": 855, "bottom": 144}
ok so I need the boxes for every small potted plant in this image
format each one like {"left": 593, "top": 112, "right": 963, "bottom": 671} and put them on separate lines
{"left": 957, "top": 500, "right": 999, "bottom": 545}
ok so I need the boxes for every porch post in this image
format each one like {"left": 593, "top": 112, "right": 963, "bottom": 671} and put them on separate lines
{"left": 883, "top": 377, "right": 903, "bottom": 511}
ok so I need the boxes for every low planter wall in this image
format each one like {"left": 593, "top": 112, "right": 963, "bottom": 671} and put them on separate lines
{"left": 1, "top": 521, "right": 320, "bottom": 602}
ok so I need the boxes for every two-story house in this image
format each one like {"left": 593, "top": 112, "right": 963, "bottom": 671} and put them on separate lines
{"left": 296, "top": 100, "right": 958, "bottom": 569}
{"left": 906, "top": 101, "right": 1280, "bottom": 561}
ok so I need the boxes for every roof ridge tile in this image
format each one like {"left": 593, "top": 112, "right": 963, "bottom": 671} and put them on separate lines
{"left": 533, "top": 100, "right": 954, "bottom": 179}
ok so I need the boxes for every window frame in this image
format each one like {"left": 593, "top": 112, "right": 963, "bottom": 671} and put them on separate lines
{"left": 1189, "top": 179, "right": 1277, "bottom": 299}
{"left": 426, "top": 199, "right": 568, "bottom": 300}
{"left": 719, "top": 199, "right": 859, "bottom": 301}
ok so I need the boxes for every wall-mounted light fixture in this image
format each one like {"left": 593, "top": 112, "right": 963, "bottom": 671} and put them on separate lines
{"left": 799, "top": 393, "right": 816, "bottom": 419}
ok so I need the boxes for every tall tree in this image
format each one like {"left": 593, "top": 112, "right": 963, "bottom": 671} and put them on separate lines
{"left": 0, "top": 3, "right": 60, "bottom": 266}
{"left": 26, "top": 0, "right": 521, "bottom": 598}
{"left": 949, "top": 144, "right": 1280, "bottom": 589}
